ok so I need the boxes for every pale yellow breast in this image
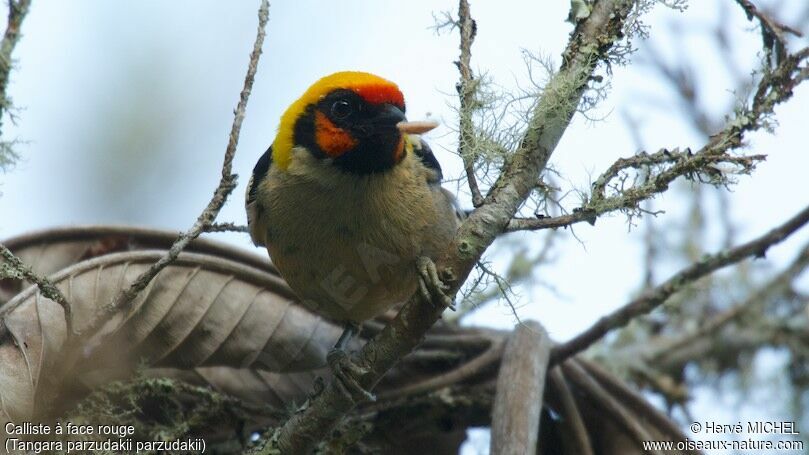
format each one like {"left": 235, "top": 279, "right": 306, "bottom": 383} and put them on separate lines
{"left": 255, "top": 149, "right": 454, "bottom": 323}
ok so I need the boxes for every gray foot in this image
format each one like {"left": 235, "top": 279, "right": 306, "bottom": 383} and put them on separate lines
{"left": 416, "top": 256, "right": 455, "bottom": 310}
{"left": 327, "top": 348, "right": 376, "bottom": 402}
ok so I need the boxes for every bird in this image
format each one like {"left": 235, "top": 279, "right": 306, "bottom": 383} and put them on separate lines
{"left": 245, "top": 71, "right": 461, "bottom": 400}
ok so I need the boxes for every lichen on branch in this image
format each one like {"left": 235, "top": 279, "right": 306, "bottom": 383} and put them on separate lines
{"left": 0, "top": 0, "right": 32, "bottom": 171}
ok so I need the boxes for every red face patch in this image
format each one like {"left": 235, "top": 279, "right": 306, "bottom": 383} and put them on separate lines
{"left": 353, "top": 83, "right": 405, "bottom": 110}
{"left": 315, "top": 111, "right": 357, "bottom": 157}
{"left": 394, "top": 135, "right": 405, "bottom": 162}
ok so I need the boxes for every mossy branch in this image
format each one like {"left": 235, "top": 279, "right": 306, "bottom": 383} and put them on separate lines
{"left": 205, "top": 222, "right": 250, "bottom": 234}
{"left": 507, "top": 148, "right": 765, "bottom": 231}
{"left": 455, "top": 0, "right": 484, "bottom": 207}
{"left": 507, "top": 43, "right": 809, "bottom": 232}
{"left": 0, "top": 242, "right": 72, "bottom": 333}
{"left": 0, "top": 0, "right": 31, "bottom": 170}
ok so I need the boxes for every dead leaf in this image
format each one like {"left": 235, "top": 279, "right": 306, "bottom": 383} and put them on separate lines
{"left": 1, "top": 225, "right": 281, "bottom": 304}
{"left": 0, "top": 250, "right": 343, "bottom": 422}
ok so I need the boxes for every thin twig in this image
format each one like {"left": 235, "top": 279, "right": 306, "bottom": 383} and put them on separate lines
{"left": 551, "top": 204, "right": 809, "bottom": 364}
{"left": 639, "top": 240, "right": 809, "bottom": 364}
{"left": 507, "top": 149, "right": 764, "bottom": 232}
{"left": 0, "top": 0, "right": 32, "bottom": 168}
{"left": 0, "top": 243, "right": 73, "bottom": 334}
{"left": 507, "top": 43, "right": 809, "bottom": 234}
{"left": 477, "top": 261, "right": 522, "bottom": 322}
{"left": 82, "top": 0, "right": 270, "bottom": 337}
{"left": 735, "top": 0, "right": 802, "bottom": 64}
{"left": 205, "top": 222, "right": 250, "bottom": 233}
{"left": 456, "top": 0, "right": 483, "bottom": 206}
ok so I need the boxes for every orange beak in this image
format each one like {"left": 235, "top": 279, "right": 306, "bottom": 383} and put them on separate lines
{"left": 396, "top": 120, "right": 439, "bottom": 135}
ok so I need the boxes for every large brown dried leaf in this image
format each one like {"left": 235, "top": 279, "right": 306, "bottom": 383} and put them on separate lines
{"left": 0, "top": 250, "right": 343, "bottom": 423}
{"left": 1, "top": 225, "right": 282, "bottom": 303}
{"left": 0, "top": 227, "right": 351, "bottom": 431}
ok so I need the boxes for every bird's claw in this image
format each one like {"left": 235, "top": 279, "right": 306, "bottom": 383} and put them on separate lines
{"left": 327, "top": 348, "right": 376, "bottom": 403}
{"left": 416, "top": 256, "right": 455, "bottom": 310}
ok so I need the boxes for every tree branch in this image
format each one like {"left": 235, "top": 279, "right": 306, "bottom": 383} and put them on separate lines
{"left": 81, "top": 0, "right": 270, "bottom": 337}
{"left": 456, "top": 0, "right": 484, "bottom": 207}
{"left": 268, "top": 1, "right": 642, "bottom": 452}
{"left": 507, "top": 148, "right": 765, "bottom": 232}
{"left": 0, "top": 242, "right": 72, "bottom": 333}
{"left": 735, "top": 0, "right": 802, "bottom": 65}
{"left": 631, "top": 240, "right": 809, "bottom": 371}
{"left": 508, "top": 42, "right": 809, "bottom": 233}
{"left": 0, "top": 0, "right": 31, "bottom": 169}
{"left": 550, "top": 203, "right": 809, "bottom": 364}
{"left": 205, "top": 222, "right": 249, "bottom": 234}
{"left": 0, "top": 0, "right": 29, "bottom": 117}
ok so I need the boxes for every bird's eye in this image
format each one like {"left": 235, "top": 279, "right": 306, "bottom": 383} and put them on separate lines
{"left": 330, "top": 100, "right": 352, "bottom": 119}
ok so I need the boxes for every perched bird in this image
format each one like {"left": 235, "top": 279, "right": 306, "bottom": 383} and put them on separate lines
{"left": 246, "top": 71, "right": 460, "bottom": 399}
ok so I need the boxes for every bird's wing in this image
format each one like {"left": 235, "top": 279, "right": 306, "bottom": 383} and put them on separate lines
{"left": 412, "top": 136, "right": 467, "bottom": 223}
{"left": 246, "top": 146, "right": 273, "bottom": 246}
{"left": 410, "top": 136, "right": 443, "bottom": 184}
{"left": 247, "top": 146, "right": 272, "bottom": 206}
